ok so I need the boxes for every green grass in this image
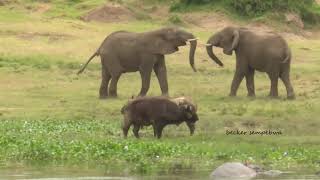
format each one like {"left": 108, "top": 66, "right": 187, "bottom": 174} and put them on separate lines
{"left": 1, "top": 116, "right": 320, "bottom": 174}
{"left": 0, "top": 7, "right": 32, "bottom": 22}
{"left": 0, "top": 0, "right": 320, "bottom": 176}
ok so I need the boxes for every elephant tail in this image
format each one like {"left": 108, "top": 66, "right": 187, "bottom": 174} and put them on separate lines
{"left": 77, "top": 51, "right": 99, "bottom": 75}
{"left": 281, "top": 47, "right": 291, "bottom": 63}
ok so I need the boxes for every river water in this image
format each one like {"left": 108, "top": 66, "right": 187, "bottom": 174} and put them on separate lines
{"left": 0, "top": 165, "right": 319, "bottom": 180}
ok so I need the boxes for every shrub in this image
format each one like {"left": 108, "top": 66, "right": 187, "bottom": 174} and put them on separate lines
{"left": 229, "top": 0, "right": 315, "bottom": 16}
{"left": 171, "top": 0, "right": 320, "bottom": 24}
{"left": 168, "top": 14, "right": 184, "bottom": 24}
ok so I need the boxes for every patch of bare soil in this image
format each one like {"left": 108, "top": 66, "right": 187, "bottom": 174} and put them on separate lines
{"left": 81, "top": 4, "right": 136, "bottom": 23}
{"left": 183, "top": 12, "right": 318, "bottom": 40}
{"left": 151, "top": 6, "right": 169, "bottom": 19}
{"left": 0, "top": 0, "right": 13, "bottom": 6}
{"left": 183, "top": 12, "right": 234, "bottom": 30}
{"left": 184, "top": 13, "right": 288, "bottom": 37}
{"left": 140, "top": 5, "right": 169, "bottom": 20}
{"left": 33, "top": 3, "right": 51, "bottom": 14}
{"left": 17, "top": 32, "right": 74, "bottom": 42}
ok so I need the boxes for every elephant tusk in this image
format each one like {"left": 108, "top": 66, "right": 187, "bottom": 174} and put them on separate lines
{"left": 205, "top": 43, "right": 212, "bottom": 46}
{"left": 186, "top": 38, "right": 198, "bottom": 42}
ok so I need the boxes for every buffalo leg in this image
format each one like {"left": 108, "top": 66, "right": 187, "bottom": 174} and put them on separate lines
{"left": 122, "top": 122, "right": 131, "bottom": 138}
{"left": 155, "top": 123, "right": 165, "bottom": 139}
{"left": 152, "top": 124, "right": 157, "bottom": 137}
{"left": 133, "top": 124, "right": 140, "bottom": 138}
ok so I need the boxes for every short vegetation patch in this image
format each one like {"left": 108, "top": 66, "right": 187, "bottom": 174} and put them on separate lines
{"left": 0, "top": 54, "right": 99, "bottom": 71}
{"left": 80, "top": 4, "right": 136, "bottom": 22}
{"left": 0, "top": 118, "right": 320, "bottom": 174}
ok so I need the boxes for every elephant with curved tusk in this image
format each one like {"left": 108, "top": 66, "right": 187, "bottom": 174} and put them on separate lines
{"left": 206, "top": 26, "right": 295, "bottom": 99}
{"left": 77, "top": 27, "right": 198, "bottom": 99}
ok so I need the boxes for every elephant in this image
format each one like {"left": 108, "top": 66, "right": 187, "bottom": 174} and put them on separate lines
{"left": 206, "top": 26, "right": 295, "bottom": 99}
{"left": 77, "top": 27, "right": 197, "bottom": 99}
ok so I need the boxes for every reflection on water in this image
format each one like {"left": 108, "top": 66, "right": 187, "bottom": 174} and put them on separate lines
{"left": 0, "top": 165, "right": 130, "bottom": 180}
{"left": 0, "top": 165, "right": 319, "bottom": 180}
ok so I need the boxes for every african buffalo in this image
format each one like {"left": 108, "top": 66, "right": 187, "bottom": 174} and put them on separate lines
{"left": 121, "top": 96, "right": 199, "bottom": 139}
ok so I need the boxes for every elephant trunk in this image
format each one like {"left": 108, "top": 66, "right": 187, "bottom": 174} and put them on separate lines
{"left": 206, "top": 37, "right": 224, "bottom": 67}
{"left": 188, "top": 38, "right": 197, "bottom": 72}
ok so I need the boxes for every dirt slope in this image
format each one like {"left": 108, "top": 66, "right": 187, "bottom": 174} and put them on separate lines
{"left": 81, "top": 4, "right": 136, "bottom": 22}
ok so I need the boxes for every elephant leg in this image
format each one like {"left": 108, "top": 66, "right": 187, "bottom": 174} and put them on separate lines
{"left": 230, "top": 71, "right": 245, "bottom": 96}
{"left": 268, "top": 72, "right": 279, "bottom": 98}
{"left": 109, "top": 73, "right": 121, "bottom": 97}
{"left": 132, "top": 124, "right": 140, "bottom": 138}
{"left": 99, "top": 68, "right": 111, "bottom": 99}
{"left": 245, "top": 68, "right": 255, "bottom": 97}
{"left": 280, "top": 71, "right": 295, "bottom": 100}
{"left": 138, "top": 68, "right": 152, "bottom": 97}
{"left": 153, "top": 55, "right": 168, "bottom": 96}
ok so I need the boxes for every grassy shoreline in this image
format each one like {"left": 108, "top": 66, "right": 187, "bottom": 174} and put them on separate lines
{"left": 1, "top": 118, "right": 320, "bottom": 174}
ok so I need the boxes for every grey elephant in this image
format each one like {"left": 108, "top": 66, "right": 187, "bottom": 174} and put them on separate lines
{"left": 206, "top": 26, "right": 295, "bottom": 99}
{"left": 77, "top": 27, "right": 197, "bottom": 99}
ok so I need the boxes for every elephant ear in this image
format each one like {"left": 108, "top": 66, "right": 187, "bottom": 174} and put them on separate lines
{"left": 230, "top": 30, "right": 240, "bottom": 51}
{"left": 224, "top": 29, "right": 239, "bottom": 55}
{"left": 146, "top": 34, "right": 178, "bottom": 55}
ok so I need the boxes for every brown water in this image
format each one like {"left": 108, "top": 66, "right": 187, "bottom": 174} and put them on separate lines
{"left": 0, "top": 165, "right": 319, "bottom": 180}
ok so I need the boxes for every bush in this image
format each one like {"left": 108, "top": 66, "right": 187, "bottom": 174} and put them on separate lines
{"left": 171, "top": 0, "right": 320, "bottom": 24}
{"left": 229, "top": 0, "right": 315, "bottom": 16}
{"left": 177, "top": 0, "right": 212, "bottom": 4}
{"left": 168, "top": 14, "right": 184, "bottom": 24}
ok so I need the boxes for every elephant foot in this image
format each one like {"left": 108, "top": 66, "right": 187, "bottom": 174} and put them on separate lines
{"left": 109, "top": 94, "right": 118, "bottom": 98}
{"left": 161, "top": 93, "right": 169, "bottom": 97}
{"left": 108, "top": 91, "right": 117, "bottom": 97}
{"left": 287, "top": 94, "right": 296, "bottom": 100}
{"left": 229, "top": 93, "right": 237, "bottom": 97}
{"left": 247, "top": 93, "right": 256, "bottom": 98}
{"left": 268, "top": 95, "right": 279, "bottom": 99}
{"left": 99, "top": 95, "right": 108, "bottom": 99}
{"left": 137, "top": 93, "right": 146, "bottom": 98}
